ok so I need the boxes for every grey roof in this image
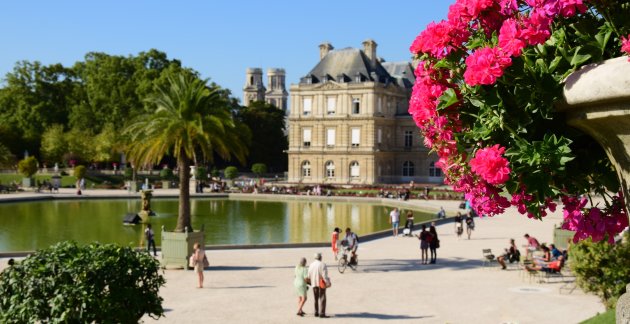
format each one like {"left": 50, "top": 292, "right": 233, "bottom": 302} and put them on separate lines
{"left": 382, "top": 62, "right": 415, "bottom": 89}
{"left": 300, "top": 48, "right": 395, "bottom": 84}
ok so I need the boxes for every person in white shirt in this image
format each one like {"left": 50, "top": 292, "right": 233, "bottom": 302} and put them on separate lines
{"left": 389, "top": 207, "right": 400, "bottom": 237}
{"left": 344, "top": 228, "right": 359, "bottom": 264}
{"left": 307, "top": 253, "right": 331, "bottom": 318}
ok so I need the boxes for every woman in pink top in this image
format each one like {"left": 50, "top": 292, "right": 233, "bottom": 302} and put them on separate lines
{"left": 331, "top": 228, "right": 340, "bottom": 260}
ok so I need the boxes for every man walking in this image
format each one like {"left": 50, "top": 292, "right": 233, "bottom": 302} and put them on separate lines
{"left": 308, "top": 252, "right": 331, "bottom": 318}
{"left": 145, "top": 224, "right": 157, "bottom": 256}
{"left": 389, "top": 207, "right": 400, "bottom": 237}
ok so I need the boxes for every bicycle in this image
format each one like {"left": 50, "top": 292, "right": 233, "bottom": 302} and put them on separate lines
{"left": 338, "top": 247, "right": 358, "bottom": 273}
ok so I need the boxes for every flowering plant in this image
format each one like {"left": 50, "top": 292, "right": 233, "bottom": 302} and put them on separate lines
{"left": 409, "top": 0, "right": 630, "bottom": 243}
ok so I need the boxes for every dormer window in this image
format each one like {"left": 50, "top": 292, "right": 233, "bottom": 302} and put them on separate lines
{"left": 355, "top": 73, "right": 362, "bottom": 83}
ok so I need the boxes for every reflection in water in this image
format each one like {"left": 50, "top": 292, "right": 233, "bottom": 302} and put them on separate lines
{"left": 0, "top": 199, "right": 433, "bottom": 251}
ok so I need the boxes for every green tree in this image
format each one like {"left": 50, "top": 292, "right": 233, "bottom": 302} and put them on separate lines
{"left": 0, "top": 143, "right": 15, "bottom": 168}
{"left": 224, "top": 166, "right": 238, "bottom": 180}
{"left": 64, "top": 128, "right": 96, "bottom": 164}
{"left": 74, "top": 165, "right": 87, "bottom": 181}
{"left": 0, "top": 241, "right": 165, "bottom": 322}
{"left": 93, "top": 123, "right": 122, "bottom": 163}
{"left": 237, "top": 101, "right": 287, "bottom": 171}
{"left": 125, "top": 73, "right": 248, "bottom": 232}
{"left": 0, "top": 61, "right": 78, "bottom": 155}
{"left": 40, "top": 124, "right": 67, "bottom": 164}
{"left": 17, "top": 156, "right": 38, "bottom": 177}
{"left": 251, "top": 163, "right": 267, "bottom": 177}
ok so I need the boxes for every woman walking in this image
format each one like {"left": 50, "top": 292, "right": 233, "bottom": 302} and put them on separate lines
{"left": 331, "top": 228, "right": 340, "bottom": 260}
{"left": 192, "top": 242, "right": 206, "bottom": 288}
{"left": 294, "top": 257, "right": 309, "bottom": 316}
{"left": 416, "top": 225, "right": 430, "bottom": 264}
{"left": 429, "top": 225, "right": 439, "bottom": 264}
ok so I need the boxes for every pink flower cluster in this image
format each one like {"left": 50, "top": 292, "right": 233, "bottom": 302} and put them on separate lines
{"left": 469, "top": 145, "right": 511, "bottom": 184}
{"left": 407, "top": 0, "right": 630, "bottom": 242}
{"left": 622, "top": 35, "right": 630, "bottom": 61}
{"left": 561, "top": 193, "right": 629, "bottom": 244}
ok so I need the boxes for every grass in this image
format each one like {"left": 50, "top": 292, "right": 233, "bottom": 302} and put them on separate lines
{"left": 580, "top": 309, "right": 615, "bottom": 324}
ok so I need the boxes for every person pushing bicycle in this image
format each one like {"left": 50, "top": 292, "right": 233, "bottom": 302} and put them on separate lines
{"left": 342, "top": 228, "right": 358, "bottom": 265}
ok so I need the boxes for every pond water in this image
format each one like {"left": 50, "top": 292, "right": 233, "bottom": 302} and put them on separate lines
{"left": 0, "top": 198, "right": 434, "bottom": 251}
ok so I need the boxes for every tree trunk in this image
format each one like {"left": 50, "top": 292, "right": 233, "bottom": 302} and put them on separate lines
{"left": 175, "top": 153, "right": 192, "bottom": 232}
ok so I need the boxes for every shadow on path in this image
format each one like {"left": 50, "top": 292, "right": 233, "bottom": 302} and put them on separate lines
{"left": 213, "top": 285, "right": 274, "bottom": 289}
{"left": 333, "top": 312, "right": 434, "bottom": 320}
{"left": 211, "top": 266, "right": 261, "bottom": 271}
{"left": 355, "top": 257, "right": 483, "bottom": 273}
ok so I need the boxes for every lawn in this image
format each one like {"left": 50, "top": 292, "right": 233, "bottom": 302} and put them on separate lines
{"left": 580, "top": 309, "right": 615, "bottom": 324}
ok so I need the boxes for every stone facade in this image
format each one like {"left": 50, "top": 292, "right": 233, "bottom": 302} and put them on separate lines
{"left": 287, "top": 40, "right": 443, "bottom": 185}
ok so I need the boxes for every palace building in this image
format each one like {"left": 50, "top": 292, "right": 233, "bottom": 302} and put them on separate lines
{"left": 286, "top": 40, "right": 443, "bottom": 185}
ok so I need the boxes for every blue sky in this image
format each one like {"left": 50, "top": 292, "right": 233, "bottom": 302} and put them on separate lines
{"left": 0, "top": 1, "right": 450, "bottom": 103}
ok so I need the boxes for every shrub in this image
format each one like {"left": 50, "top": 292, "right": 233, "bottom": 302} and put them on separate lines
{"left": 74, "top": 165, "right": 87, "bottom": 180}
{"left": 124, "top": 167, "right": 133, "bottom": 180}
{"left": 210, "top": 167, "right": 220, "bottom": 178}
{"left": 195, "top": 166, "right": 207, "bottom": 180}
{"left": 224, "top": 166, "right": 238, "bottom": 180}
{"left": 160, "top": 167, "right": 173, "bottom": 180}
{"left": 0, "top": 241, "right": 165, "bottom": 322}
{"left": 251, "top": 163, "right": 267, "bottom": 177}
{"left": 571, "top": 233, "right": 630, "bottom": 309}
{"left": 17, "top": 156, "right": 38, "bottom": 178}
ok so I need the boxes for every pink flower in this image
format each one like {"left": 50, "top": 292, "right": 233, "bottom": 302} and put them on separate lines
{"left": 561, "top": 193, "right": 629, "bottom": 243}
{"left": 559, "top": 0, "right": 587, "bottom": 18}
{"left": 464, "top": 47, "right": 512, "bottom": 86}
{"left": 521, "top": 10, "right": 552, "bottom": 45}
{"left": 499, "top": 19, "right": 526, "bottom": 57}
{"left": 469, "top": 144, "right": 511, "bottom": 185}
{"left": 622, "top": 35, "right": 630, "bottom": 61}
{"left": 410, "top": 20, "right": 459, "bottom": 58}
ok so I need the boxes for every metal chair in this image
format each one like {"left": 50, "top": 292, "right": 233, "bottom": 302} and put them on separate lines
{"left": 482, "top": 249, "right": 497, "bottom": 268}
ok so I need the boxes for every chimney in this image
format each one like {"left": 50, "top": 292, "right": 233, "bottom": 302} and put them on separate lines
{"left": 362, "top": 39, "right": 377, "bottom": 64}
{"left": 319, "top": 42, "right": 333, "bottom": 60}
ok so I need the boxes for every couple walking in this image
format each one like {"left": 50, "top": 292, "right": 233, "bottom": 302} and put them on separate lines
{"left": 294, "top": 253, "right": 331, "bottom": 318}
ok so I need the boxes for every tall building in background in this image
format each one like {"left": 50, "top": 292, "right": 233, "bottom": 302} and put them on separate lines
{"left": 287, "top": 39, "right": 443, "bottom": 185}
{"left": 243, "top": 67, "right": 288, "bottom": 113}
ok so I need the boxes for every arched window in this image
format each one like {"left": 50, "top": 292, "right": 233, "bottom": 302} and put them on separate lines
{"left": 302, "top": 161, "right": 311, "bottom": 177}
{"left": 403, "top": 161, "right": 415, "bottom": 177}
{"left": 325, "top": 161, "right": 335, "bottom": 178}
{"left": 429, "top": 161, "right": 442, "bottom": 177}
{"left": 350, "top": 161, "right": 360, "bottom": 178}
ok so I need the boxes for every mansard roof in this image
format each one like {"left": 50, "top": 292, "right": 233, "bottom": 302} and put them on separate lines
{"left": 381, "top": 61, "right": 415, "bottom": 89}
{"left": 300, "top": 48, "right": 394, "bottom": 84}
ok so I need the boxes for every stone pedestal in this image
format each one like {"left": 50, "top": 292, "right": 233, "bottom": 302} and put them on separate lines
{"left": 561, "top": 56, "right": 630, "bottom": 324}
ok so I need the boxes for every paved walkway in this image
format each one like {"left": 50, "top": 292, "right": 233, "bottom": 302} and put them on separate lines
{"left": 0, "top": 189, "right": 605, "bottom": 323}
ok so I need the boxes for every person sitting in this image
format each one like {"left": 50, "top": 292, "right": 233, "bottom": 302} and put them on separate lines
{"left": 523, "top": 233, "right": 540, "bottom": 257}
{"left": 534, "top": 245, "right": 552, "bottom": 263}
{"left": 549, "top": 244, "right": 563, "bottom": 260}
{"left": 526, "top": 255, "right": 565, "bottom": 273}
{"left": 497, "top": 239, "right": 520, "bottom": 270}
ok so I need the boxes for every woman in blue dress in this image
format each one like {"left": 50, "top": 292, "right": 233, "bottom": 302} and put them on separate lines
{"left": 294, "top": 257, "right": 308, "bottom": 316}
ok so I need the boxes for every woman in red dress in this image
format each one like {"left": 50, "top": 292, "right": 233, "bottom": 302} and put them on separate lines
{"left": 331, "top": 227, "right": 341, "bottom": 260}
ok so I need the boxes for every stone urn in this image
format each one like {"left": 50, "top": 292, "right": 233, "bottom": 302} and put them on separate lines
{"left": 560, "top": 56, "right": 630, "bottom": 324}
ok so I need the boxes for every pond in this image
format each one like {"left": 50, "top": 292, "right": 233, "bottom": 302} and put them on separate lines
{"left": 0, "top": 198, "right": 434, "bottom": 252}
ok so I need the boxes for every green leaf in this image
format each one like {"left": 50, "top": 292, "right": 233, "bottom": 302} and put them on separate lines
{"left": 437, "top": 88, "right": 459, "bottom": 110}
{"left": 570, "top": 47, "right": 592, "bottom": 67}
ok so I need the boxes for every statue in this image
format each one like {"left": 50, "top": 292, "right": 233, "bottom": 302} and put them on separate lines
{"left": 138, "top": 190, "right": 156, "bottom": 222}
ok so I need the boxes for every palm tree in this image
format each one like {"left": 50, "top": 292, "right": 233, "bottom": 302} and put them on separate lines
{"left": 125, "top": 73, "right": 248, "bottom": 232}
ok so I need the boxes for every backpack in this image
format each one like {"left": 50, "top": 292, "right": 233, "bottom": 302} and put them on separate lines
{"left": 355, "top": 234, "right": 360, "bottom": 243}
